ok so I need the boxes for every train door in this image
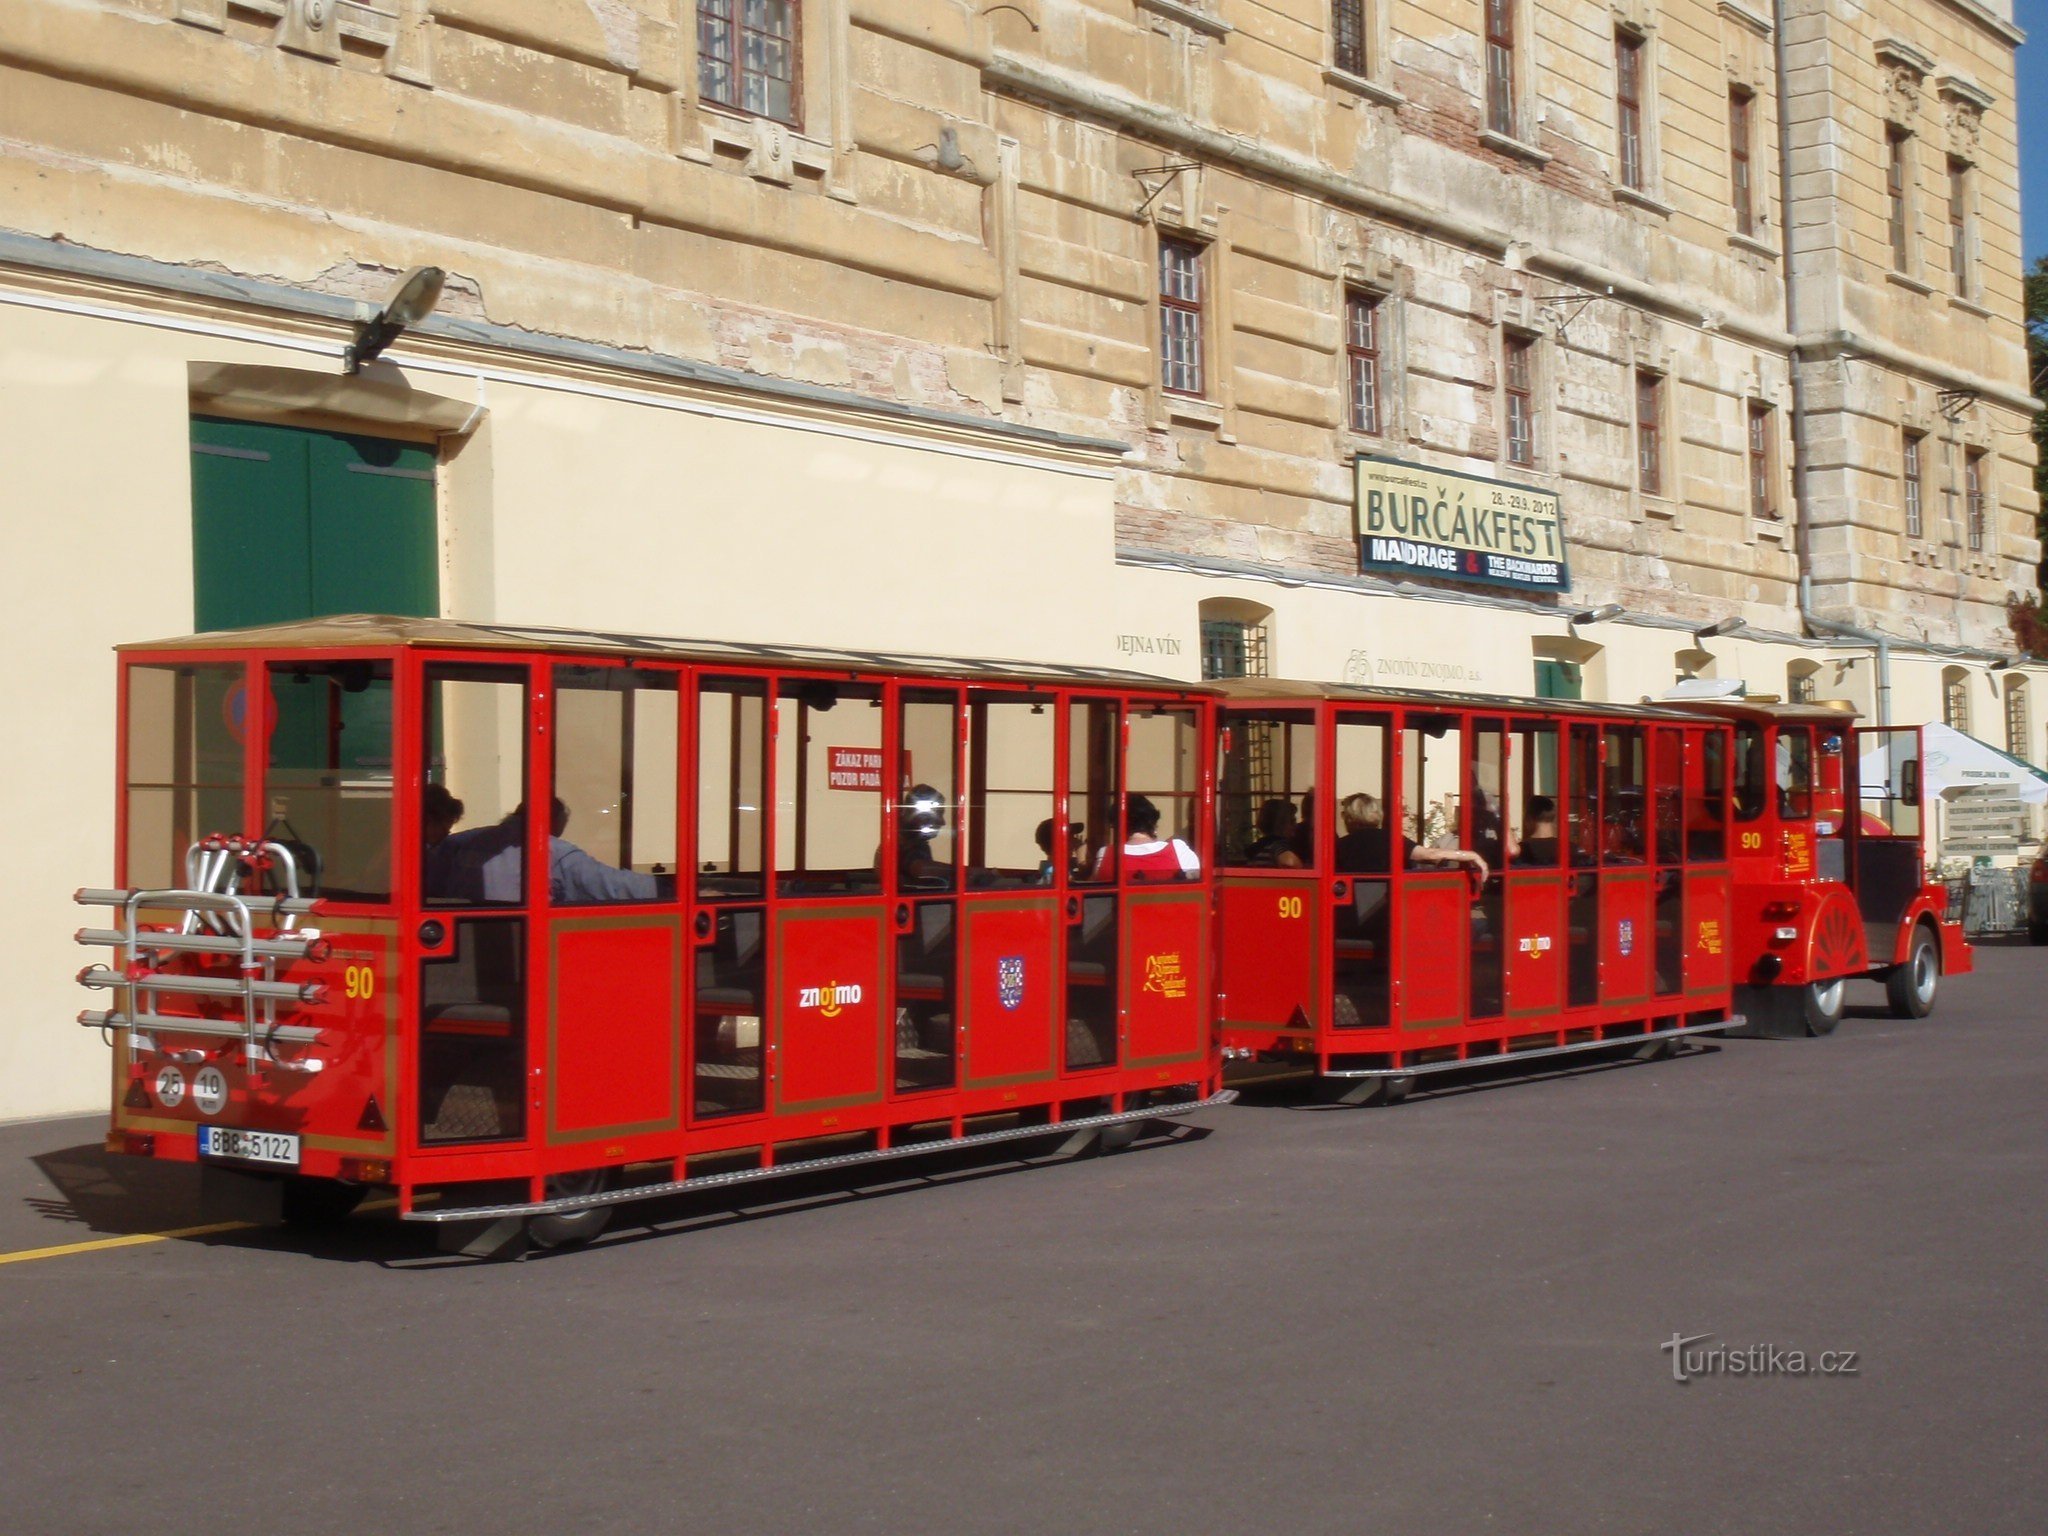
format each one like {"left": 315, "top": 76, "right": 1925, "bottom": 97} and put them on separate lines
{"left": 892, "top": 686, "right": 961, "bottom": 1095}
{"left": 1469, "top": 717, "right": 1507, "bottom": 1021}
{"left": 1329, "top": 709, "right": 1394, "bottom": 1033}
{"left": 1600, "top": 723, "right": 1653, "bottom": 1007}
{"left": 956, "top": 689, "right": 1061, "bottom": 1093}
{"left": 1651, "top": 726, "right": 1686, "bottom": 1001}
{"left": 1563, "top": 722, "right": 1601, "bottom": 1008}
{"left": 690, "top": 675, "right": 769, "bottom": 1125}
{"left": 1503, "top": 716, "right": 1566, "bottom": 1021}
{"left": 1063, "top": 696, "right": 1122, "bottom": 1073}
{"left": 1682, "top": 726, "right": 1733, "bottom": 998}
{"left": 1121, "top": 702, "right": 1210, "bottom": 1073}
{"left": 413, "top": 658, "right": 535, "bottom": 1153}
{"left": 1214, "top": 706, "right": 1320, "bottom": 1040}
{"left": 1396, "top": 709, "right": 1468, "bottom": 1031}
{"left": 537, "top": 661, "right": 684, "bottom": 1155}
{"left": 1853, "top": 725, "right": 1927, "bottom": 945}
{"left": 769, "top": 676, "right": 890, "bottom": 1122}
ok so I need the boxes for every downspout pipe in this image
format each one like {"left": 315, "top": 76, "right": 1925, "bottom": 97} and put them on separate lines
{"left": 1775, "top": 0, "right": 1892, "bottom": 726}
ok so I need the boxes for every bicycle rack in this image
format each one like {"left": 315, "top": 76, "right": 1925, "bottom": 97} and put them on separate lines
{"left": 76, "top": 837, "right": 329, "bottom": 1073}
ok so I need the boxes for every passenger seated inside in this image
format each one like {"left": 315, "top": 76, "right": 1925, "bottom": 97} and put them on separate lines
{"left": 1104, "top": 793, "right": 1200, "bottom": 882}
{"left": 886, "top": 783, "right": 954, "bottom": 889}
{"left": 1469, "top": 777, "right": 1516, "bottom": 869}
{"left": 1515, "top": 794, "right": 1560, "bottom": 866}
{"left": 1034, "top": 818, "right": 1085, "bottom": 885}
{"left": 423, "top": 784, "right": 465, "bottom": 849}
{"left": 1332, "top": 792, "right": 1489, "bottom": 881}
{"left": 1289, "top": 788, "right": 1317, "bottom": 864}
{"left": 1243, "top": 798, "right": 1305, "bottom": 867}
{"left": 428, "top": 796, "right": 669, "bottom": 905}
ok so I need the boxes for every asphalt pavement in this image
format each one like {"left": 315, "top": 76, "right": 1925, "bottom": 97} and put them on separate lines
{"left": 3, "top": 946, "right": 2043, "bottom": 1536}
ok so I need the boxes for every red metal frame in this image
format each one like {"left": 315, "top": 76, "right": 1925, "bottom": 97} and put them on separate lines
{"left": 93, "top": 627, "right": 1221, "bottom": 1219}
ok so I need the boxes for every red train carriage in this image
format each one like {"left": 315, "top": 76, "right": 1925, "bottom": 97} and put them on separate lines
{"left": 1679, "top": 698, "right": 1969, "bottom": 1035}
{"left": 78, "top": 617, "right": 1226, "bottom": 1246}
{"left": 1210, "top": 681, "right": 1740, "bottom": 1103}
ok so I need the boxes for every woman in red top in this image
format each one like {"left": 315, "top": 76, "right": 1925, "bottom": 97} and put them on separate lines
{"left": 1106, "top": 793, "right": 1202, "bottom": 882}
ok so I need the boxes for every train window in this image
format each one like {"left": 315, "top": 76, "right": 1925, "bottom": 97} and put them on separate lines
{"left": 695, "top": 676, "right": 767, "bottom": 900}
{"left": 897, "top": 688, "right": 960, "bottom": 887}
{"left": 1125, "top": 706, "right": 1202, "bottom": 879}
{"left": 1402, "top": 713, "right": 1464, "bottom": 867}
{"left": 549, "top": 666, "right": 678, "bottom": 906}
{"left": 1732, "top": 723, "right": 1767, "bottom": 822}
{"left": 264, "top": 661, "right": 395, "bottom": 903}
{"left": 1218, "top": 711, "right": 1316, "bottom": 867}
{"left": 1652, "top": 728, "right": 1684, "bottom": 865}
{"left": 1332, "top": 714, "right": 1393, "bottom": 872}
{"left": 1471, "top": 718, "right": 1507, "bottom": 869}
{"left": 1777, "top": 726, "right": 1814, "bottom": 820}
{"left": 1602, "top": 725, "right": 1647, "bottom": 863}
{"left": 421, "top": 664, "right": 530, "bottom": 907}
{"left": 1564, "top": 722, "right": 1599, "bottom": 869}
{"left": 1069, "top": 699, "right": 1120, "bottom": 884}
{"left": 1688, "top": 730, "right": 1727, "bottom": 859}
{"left": 775, "top": 680, "right": 884, "bottom": 897}
{"left": 963, "top": 692, "right": 1054, "bottom": 889}
{"left": 1509, "top": 720, "right": 1561, "bottom": 868}
{"left": 124, "top": 663, "right": 245, "bottom": 891}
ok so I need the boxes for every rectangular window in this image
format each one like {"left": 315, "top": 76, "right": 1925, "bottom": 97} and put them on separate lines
{"left": 1635, "top": 370, "right": 1663, "bottom": 496}
{"left": 124, "top": 663, "right": 246, "bottom": 891}
{"left": 698, "top": 0, "right": 799, "bottom": 127}
{"left": 1944, "top": 673, "right": 1970, "bottom": 732}
{"left": 1949, "top": 157, "right": 1972, "bottom": 298}
{"left": 1903, "top": 431, "right": 1925, "bottom": 538}
{"left": 1729, "top": 90, "right": 1755, "bottom": 237}
{"left": 1966, "top": 448, "right": 1987, "bottom": 552}
{"left": 1787, "top": 668, "right": 1817, "bottom": 705}
{"left": 550, "top": 666, "right": 679, "bottom": 907}
{"left": 1747, "top": 402, "right": 1776, "bottom": 519}
{"left": 2006, "top": 685, "right": 2029, "bottom": 760}
{"left": 1347, "top": 291, "right": 1383, "bottom": 435}
{"left": 1485, "top": 0, "right": 1516, "bottom": 136}
{"left": 1201, "top": 618, "right": 1267, "bottom": 680}
{"left": 268, "top": 661, "right": 396, "bottom": 904}
{"left": 1159, "top": 238, "right": 1205, "bottom": 397}
{"left": 1615, "top": 31, "right": 1644, "bottom": 191}
{"left": 1504, "top": 333, "right": 1535, "bottom": 467}
{"left": 1887, "top": 128, "right": 1912, "bottom": 271}
{"left": 1332, "top": 0, "right": 1367, "bottom": 76}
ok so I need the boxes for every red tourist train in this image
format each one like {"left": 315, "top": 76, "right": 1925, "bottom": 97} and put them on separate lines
{"left": 78, "top": 618, "right": 1224, "bottom": 1246}
{"left": 1682, "top": 697, "right": 1969, "bottom": 1035}
{"left": 1209, "top": 681, "right": 1741, "bottom": 1101}
{"left": 73, "top": 619, "right": 1973, "bottom": 1246}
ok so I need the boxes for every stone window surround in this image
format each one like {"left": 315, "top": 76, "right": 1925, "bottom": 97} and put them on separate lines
{"left": 1478, "top": 0, "right": 1547, "bottom": 162}
{"left": 1628, "top": 332, "right": 1676, "bottom": 523}
{"left": 1325, "top": 0, "right": 1403, "bottom": 108}
{"left": 1148, "top": 184, "right": 1235, "bottom": 439}
{"left": 1492, "top": 289, "right": 1550, "bottom": 475}
{"left": 675, "top": 0, "right": 856, "bottom": 200}
{"left": 1339, "top": 249, "right": 1408, "bottom": 449}
{"left": 1608, "top": 4, "right": 1671, "bottom": 213}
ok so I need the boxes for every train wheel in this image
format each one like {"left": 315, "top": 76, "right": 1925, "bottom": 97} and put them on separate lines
{"left": 527, "top": 1169, "right": 617, "bottom": 1250}
{"left": 279, "top": 1176, "right": 367, "bottom": 1228}
{"left": 1885, "top": 927, "right": 1941, "bottom": 1019}
{"left": 2030, "top": 922, "right": 2048, "bottom": 947}
{"left": 1096, "top": 1122, "right": 1142, "bottom": 1153}
{"left": 1801, "top": 978, "right": 1845, "bottom": 1037}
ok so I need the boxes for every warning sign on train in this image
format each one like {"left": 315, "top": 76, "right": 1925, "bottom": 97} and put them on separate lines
{"left": 1355, "top": 455, "right": 1568, "bottom": 594}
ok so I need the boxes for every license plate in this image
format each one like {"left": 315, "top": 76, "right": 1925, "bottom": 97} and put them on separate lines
{"left": 196, "top": 1126, "right": 300, "bottom": 1169}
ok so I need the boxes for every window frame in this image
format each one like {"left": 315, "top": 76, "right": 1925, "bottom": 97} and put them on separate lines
{"left": 1887, "top": 126, "right": 1913, "bottom": 272}
{"left": 1747, "top": 401, "right": 1776, "bottom": 520}
{"left": 1635, "top": 369, "right": 1665, "bottom": 498}
{"left": 1965, "top": 447, "right": 1987, "bottom": 553}
{"left": 1729, "top": 88, "right": 1756, "bottom": 238}
{"left": 697, "top": 0, "right": 803, "bottom": 129}
{"left": 1949, "top": 156, "right": 1972, "bottom": 299}
{"left": 1332, "top": 0, "right": 1368, "bottom": 78}
{"left": 2006, "top": 681, "right": 2029, "bottom": 760}
{"left": 1615, "top": 30, "right": 1645, "bottom": 192}
{"left": 1158, "top": 236, "right": 1207, "bottom": 399}
{"left": 1504, "top": 331, "right": 1536, "bottom": 468}
{"left": 1484, "top": 0, "right": 1517, "bottom": 137}
{"left": 1346, "top": 289, "right": 1385, "bottom": 437}
{"left": 1903, "top": 430, "right": 1925, "bottom": 539}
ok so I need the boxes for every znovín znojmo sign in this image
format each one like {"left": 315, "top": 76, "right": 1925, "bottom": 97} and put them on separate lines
{"left": 1355, "top": 454, "right": 1569, "bottom": 594}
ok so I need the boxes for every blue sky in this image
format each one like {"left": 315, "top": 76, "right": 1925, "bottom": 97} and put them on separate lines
{"left": 2020, "top": 0, "right": 2048, "bottom": 262}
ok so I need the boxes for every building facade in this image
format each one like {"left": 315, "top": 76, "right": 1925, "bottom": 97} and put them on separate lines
{"left": 0, "top": 0, "right": 2037, "bottom": 1118}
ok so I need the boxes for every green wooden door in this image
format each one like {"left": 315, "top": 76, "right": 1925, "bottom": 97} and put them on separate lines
{"left": 190, "top": 417, "right": 437, "bottom": 631}
{"left": 1535, "top": 658, "right": 1583, "bottom": 701}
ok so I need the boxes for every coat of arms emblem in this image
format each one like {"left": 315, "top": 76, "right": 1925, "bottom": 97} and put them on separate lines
{"left": 1618, "top": 918, "right": 1636, "bottom": 957}
{"left": 997, "top": 955, "right": 1026, "bottom": 1010}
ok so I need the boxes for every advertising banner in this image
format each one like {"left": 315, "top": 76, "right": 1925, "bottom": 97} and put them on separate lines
{"left": 1355, "top": 455, "right": 1568, "bottom": 593}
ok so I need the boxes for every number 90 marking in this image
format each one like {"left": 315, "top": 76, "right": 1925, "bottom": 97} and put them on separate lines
{"left": 343, "top": 965, "right": 376, "bottom": 1000}
{"left": 1738, "top": 831, "right": 1764, "bottom": 851}
{"left": 1276, "top": 895, "right": 1304, "bottom": 920}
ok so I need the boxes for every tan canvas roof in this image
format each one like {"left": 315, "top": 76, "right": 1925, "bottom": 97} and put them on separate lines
{"left": 1206, "top": 675, "right": 1726, "bottom": 724}
{"left": 118, "top": 614, "right": 1215, "bottom": 693}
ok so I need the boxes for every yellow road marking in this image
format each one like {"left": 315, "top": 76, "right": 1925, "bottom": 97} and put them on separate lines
{"left": 0, "top": 1221, "right": 251, "bottom": 1267}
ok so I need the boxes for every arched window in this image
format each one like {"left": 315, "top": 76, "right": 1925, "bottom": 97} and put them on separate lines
{"left": 1786, "top": 661, "right": 1819, "bottom": 704}
{"left": 1198, "top": 599, "right": 1273, "bottom": 680}
{"left": 2005, "top": 677, "right": 2029, "bottom": 760}
{"left": 1941, "top": 666, "right": 1971, "bottom": 734}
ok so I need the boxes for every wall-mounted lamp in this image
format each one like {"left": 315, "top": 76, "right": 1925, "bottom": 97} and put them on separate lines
{"left": 1693, "top": 617, "right": 1745, "bottom": 641}
{"left": 1570, "top": 604, "right": 1625, "bottom": 625}
{"left": 345, "top": 265, "right": 446, "bottom": 374}
{"left": 1989, "top": 657, "right": 2016, "bottom": 672}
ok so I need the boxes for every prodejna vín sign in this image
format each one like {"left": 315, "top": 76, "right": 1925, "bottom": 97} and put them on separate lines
{"left": 1355, "top": 455, "right": 1568, "bottom": 594}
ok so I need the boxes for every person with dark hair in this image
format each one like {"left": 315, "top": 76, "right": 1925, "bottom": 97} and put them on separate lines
{"left": 1034, "top": 817, "right": 1085, "bottom": 885}
{"left": 892, "top": 783, "right": 953, "bottom": 888}
{"left": 1332, "top": 792, "right": 1488, "bottom": 880}
{"left": 1107, "top": 793, "right": 1200, "bottom": 882}
{"left": 422, "top": 783, "right": 465, "bottom": 848}
{"left": 1243, "top": 797, "right": 1305, "bottom": 867}
{"left": 1515, "top": 794, "right": 1560, "bottom": 866}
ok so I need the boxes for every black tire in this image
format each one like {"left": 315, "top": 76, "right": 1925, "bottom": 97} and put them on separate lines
{"left": 2030, "top": 922, "right": 2048, "bottom": 947}
{"left": 1885, "top": 926, "right": 1941, "bottom": 1019}
{"left": 279, "top": 1176, "right": 368, "bottom": 1228}
{"left": 527, "top": 1169, "right": 617, "bottom": 1250}
{"left": 1096, "top": 1122, "right": 1142, "bottom": 1153}
{"left": 1801, "top": 977, "right": 1846, "bottom": 1037}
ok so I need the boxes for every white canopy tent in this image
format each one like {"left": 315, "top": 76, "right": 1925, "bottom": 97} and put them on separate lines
{"left": 1858, "top": 723, "right": 2048, "bottom": 806}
